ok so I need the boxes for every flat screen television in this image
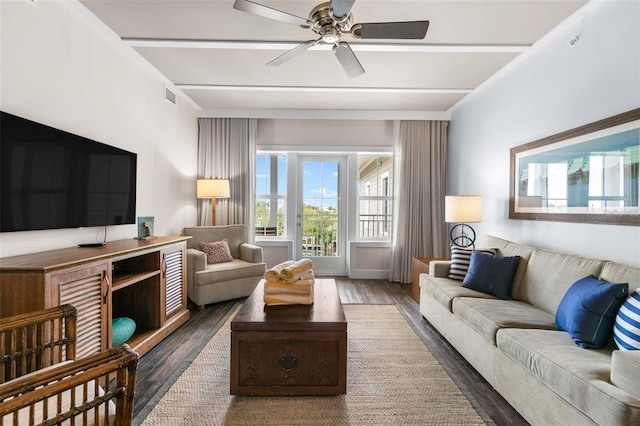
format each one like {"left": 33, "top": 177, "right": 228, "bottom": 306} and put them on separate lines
{"left": 1, "top": 111, "right": 137, "bottom": 233}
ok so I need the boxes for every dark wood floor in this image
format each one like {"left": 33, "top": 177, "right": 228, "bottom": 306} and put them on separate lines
{"left": 133, "top": 278, "right": 528, "bottom": 425}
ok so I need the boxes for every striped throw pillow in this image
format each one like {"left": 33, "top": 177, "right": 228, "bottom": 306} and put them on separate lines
{"left": 614, "top": 288, "right": 640, "bottom": 350}
{"left": 448, "top": 246, "right": 498, "bottom": 281}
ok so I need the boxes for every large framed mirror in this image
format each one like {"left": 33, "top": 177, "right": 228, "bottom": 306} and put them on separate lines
{"left": 509, "top": 108, "right": 640, "bottom": 226}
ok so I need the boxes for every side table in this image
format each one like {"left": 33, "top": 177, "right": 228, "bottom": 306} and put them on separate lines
{"left": 412, "top": 257, "right": 449, "bottom": 303}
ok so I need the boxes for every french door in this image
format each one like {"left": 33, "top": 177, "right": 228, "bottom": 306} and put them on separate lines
{"left": 295, "top": 155, "right": 347, "bottom": 275}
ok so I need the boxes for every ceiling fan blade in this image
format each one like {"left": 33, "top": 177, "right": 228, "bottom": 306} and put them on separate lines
{"left": 267, "top": 39, "right": 320, "bottom": 66}
{"left": 332, "top": 42, "right": 365, "bottom": 78}
{"left": 330, "top": 0, "right": 356, "bottom": 18}
{"left": 233, "top": 0, "right": 311, "bottom": 27}
{"left": 353, "top": 21, "right": 430, "bottom": 39}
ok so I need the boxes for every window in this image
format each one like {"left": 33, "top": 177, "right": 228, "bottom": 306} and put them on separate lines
{"left": 357, "top": 155, "right": 393, "bottom": 238}
{"left": 588, "top": 154, "right": 625, "bottom": 208}
{"left": 255, "top": 153, "right": 286, "bottom": 236}
{"left": 527, "top": 162, "right": 568, "bottom": 208}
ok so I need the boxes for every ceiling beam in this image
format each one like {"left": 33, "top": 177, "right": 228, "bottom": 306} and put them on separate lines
{"left": 176, "top": 84, "right": 472, "bottom": 94}
{"left": 123, "top": 38, "right": 530, "bottom": 53}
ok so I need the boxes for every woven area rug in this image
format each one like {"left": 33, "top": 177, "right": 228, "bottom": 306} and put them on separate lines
{"left": 135, "top": 305, "right": 487, "bottom": 425}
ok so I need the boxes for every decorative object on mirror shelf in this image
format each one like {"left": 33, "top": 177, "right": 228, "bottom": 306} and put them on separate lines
{"left": 445, "top": 195, "right": 482, "bottom": 248}
{"left": 197, "top": 179, "right": 230, "bottom": 226}
{"left": 510, "top": 108, "right": 640, "bottom": 226}
{"left": 112, "top": 317, "right": 136, "bottom": 346}
{"left": 136, "top": 216, "right": 156, "bottom": 240}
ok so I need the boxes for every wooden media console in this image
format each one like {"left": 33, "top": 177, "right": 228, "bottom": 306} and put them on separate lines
{"left": 0, "top": 236, "right": 191, "bottom": 357}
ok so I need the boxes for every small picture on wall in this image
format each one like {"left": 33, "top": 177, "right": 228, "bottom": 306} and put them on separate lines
{"left": 136, "top": 216, "right": 156, "bottom": 240}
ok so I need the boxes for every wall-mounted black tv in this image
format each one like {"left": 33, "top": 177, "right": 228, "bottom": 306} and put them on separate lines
{"left": 1, "top": 111, "right": 137, "bottom": 233}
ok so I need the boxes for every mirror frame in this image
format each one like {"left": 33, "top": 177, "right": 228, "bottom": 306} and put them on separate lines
{"left": 509, "top": 108, "right": 640, "bottom": 226}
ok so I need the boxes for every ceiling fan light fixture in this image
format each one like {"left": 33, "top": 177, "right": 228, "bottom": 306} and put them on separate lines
{"left": 322, "top": 26, "right": 340, "bottom": 43}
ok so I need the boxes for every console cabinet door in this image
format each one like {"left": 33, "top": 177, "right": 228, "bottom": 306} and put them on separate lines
{"left": 161, "top": 243, "right": 186, "bottom": 321}
{"left": 53, "top": 263, "right": 109, "bottom": 358}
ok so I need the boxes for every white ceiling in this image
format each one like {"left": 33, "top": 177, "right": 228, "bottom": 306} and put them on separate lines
{"left": 78, "top": 0, "right": 588, "bottom": 117}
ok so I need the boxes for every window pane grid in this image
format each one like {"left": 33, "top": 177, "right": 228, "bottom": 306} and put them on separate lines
{"left": 255, "top": 154, "right": 286, "bottom": 237}
{"left": 357, "top": 155, "right": 393, "bottom": 239}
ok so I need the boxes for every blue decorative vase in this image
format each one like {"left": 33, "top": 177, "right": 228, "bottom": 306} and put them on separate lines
{"left": 112, "top": 317, "right": 136, "bottom": 346}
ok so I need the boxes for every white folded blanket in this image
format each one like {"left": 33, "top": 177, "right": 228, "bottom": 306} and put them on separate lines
{"left": 264, "top": 277, "right": 314, "bottom": 295}
{"left": 264, "top": 292, "right": 314, "bottom": 306}
{"left": 280, "top": 259, "right": 313, "bottom": 283}
{"left": 263, "top": 260, "right": 296, "bottom": 282}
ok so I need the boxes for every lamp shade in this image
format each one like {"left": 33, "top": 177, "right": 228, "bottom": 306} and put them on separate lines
{"left": 445, "top": 195, "right": 482, "bottom": 223}
{"left": 197, "top": 179, "right": 230, "bottom": 198}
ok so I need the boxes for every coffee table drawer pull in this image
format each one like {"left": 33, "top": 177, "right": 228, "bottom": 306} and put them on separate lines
{"left": 279, "top": 356, "right": 298, "bottom": 371}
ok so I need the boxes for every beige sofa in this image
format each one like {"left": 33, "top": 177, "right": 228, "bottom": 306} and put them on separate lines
{"left": 419, "top": 235, "right": 640, "bottom": 425}
{"left": 182, "top": 225, "right": 266, "bottom": 309}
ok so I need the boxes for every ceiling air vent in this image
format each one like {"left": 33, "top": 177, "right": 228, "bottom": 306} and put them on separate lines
{"left": 164, "top": 85, "right": 177, "bottom": 106}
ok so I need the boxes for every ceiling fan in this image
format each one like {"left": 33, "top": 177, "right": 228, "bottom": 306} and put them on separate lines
{"left": 233, "top": 0, "right": 429, "bottom": 78}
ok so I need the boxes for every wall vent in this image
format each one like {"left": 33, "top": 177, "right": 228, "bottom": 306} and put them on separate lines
{"left": 164, "top": 85, "right": 177, "bottom": 106}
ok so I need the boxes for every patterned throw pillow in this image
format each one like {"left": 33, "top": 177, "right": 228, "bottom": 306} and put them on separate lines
{"left": 614, "top": 288, "right": 640, "bottom": 350}
{"left": 448, "top": 246, "right": 498, "bottom": 281}
{"left": 200, "top": 239, "right": 233, "bottom": 264}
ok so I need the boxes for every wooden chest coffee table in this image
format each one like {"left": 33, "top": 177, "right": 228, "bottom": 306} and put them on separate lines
{"left": 230, "top": 278, "right": 347, "bottom": 396}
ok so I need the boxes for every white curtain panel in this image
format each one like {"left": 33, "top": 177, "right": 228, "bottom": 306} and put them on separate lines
{"left": 389, "top": 120, "right": 449, "bottom": 283}
{"left": 197, "top": 118, "right": 257, "bottom": 241}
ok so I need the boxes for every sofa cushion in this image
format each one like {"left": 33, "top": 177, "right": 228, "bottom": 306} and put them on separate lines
{"left": 478, "top": 235, "right": 536, "bottom": 298}
{"left": 614, "top": 288, "right": 640, "bottom": 350}
{"left": 201, "top": 239, "right": 233, "bottom": 264}
{"left": 497, "top": 328, "right": 640, "bottom": 426}
{"left": 555, "top": 275, "right": 628, "bottom": 349}
{"left": 452, "top": 297, "right": 556, "bottom": 345}
{"left": 448, "top": 246, "right": 497, "bottom": 281}
{"left": 519, "top": 249, "right": 604, "bottom": 315}
{"left": 600, "top": 261, "right": 640, "bottom": 293}
{"left": 195, "top": 259, "right": 266, "bottom": 285}
{"left": 420, "top": 275, "right": 495, "bottom": 312}
{"left": 611, "top": 350, "right": 640, "bottom": 399}
{"left": 462, "top": 251, "right": 521, "bottom": 299}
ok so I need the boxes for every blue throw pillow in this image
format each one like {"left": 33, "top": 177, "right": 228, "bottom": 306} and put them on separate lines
{"left": 461, "top": 251, "right": 521, "bottom": 299}
{"left": 555, "top": 275, "right": 628, "bottom": 349}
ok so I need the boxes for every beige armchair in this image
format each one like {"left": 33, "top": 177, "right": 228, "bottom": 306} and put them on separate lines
{"left": 182, "top": 225, "right": 266, "bottom": 309}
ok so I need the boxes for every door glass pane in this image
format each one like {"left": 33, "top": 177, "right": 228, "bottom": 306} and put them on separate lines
{"left": 302, "top": 161, "right": 338, "bottom": 257}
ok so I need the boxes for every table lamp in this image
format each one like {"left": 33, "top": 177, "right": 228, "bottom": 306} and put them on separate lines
{"left": 445, "top": 195, "right": 482, "bottom": 248}
{"left": 197, "top": 179, "right": 230, "bottom": 226}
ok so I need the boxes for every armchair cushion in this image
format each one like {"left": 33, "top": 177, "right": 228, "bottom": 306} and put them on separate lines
{"left": 201, "top": 239, "right": 233, "bottom": 264}
{"left": 197, "top": 259, "right": 267, "bottom": 284}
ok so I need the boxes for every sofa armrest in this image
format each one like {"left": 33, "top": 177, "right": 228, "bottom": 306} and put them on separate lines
{"left": 186, "top": 248, "right": 207, "bottom": 272}
{"left": 186, "top": 248, "right": 207, "bottom": 292}
{"left": 429, "top": 261, "right": 452, "bottom": 278}
{"left": 611, "top": 350, "right": 640, "bottom": 399}
{"left": 240, "top": 243, "right": 263, "bottom": 264}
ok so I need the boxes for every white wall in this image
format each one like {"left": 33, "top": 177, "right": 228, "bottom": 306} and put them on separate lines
{"left": 448, "top": 0, "right": 640, "bottom": 266}
{"left": 0, "top": 1, "right": 199, "bottom": 257}
{"left": 257, "top": 119, "right": 392, "bottom": 148}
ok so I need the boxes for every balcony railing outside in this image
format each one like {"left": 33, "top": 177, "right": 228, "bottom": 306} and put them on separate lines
{"left": 359, "top": 214, "right": 391, "bottom": 238}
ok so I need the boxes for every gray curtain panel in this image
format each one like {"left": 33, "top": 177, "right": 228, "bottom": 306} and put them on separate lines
{"left": 197, "top": 118, "right": 257, "bottom": 241}
{"left": 389, "top": 120, "right": 449, "bottom": 283}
